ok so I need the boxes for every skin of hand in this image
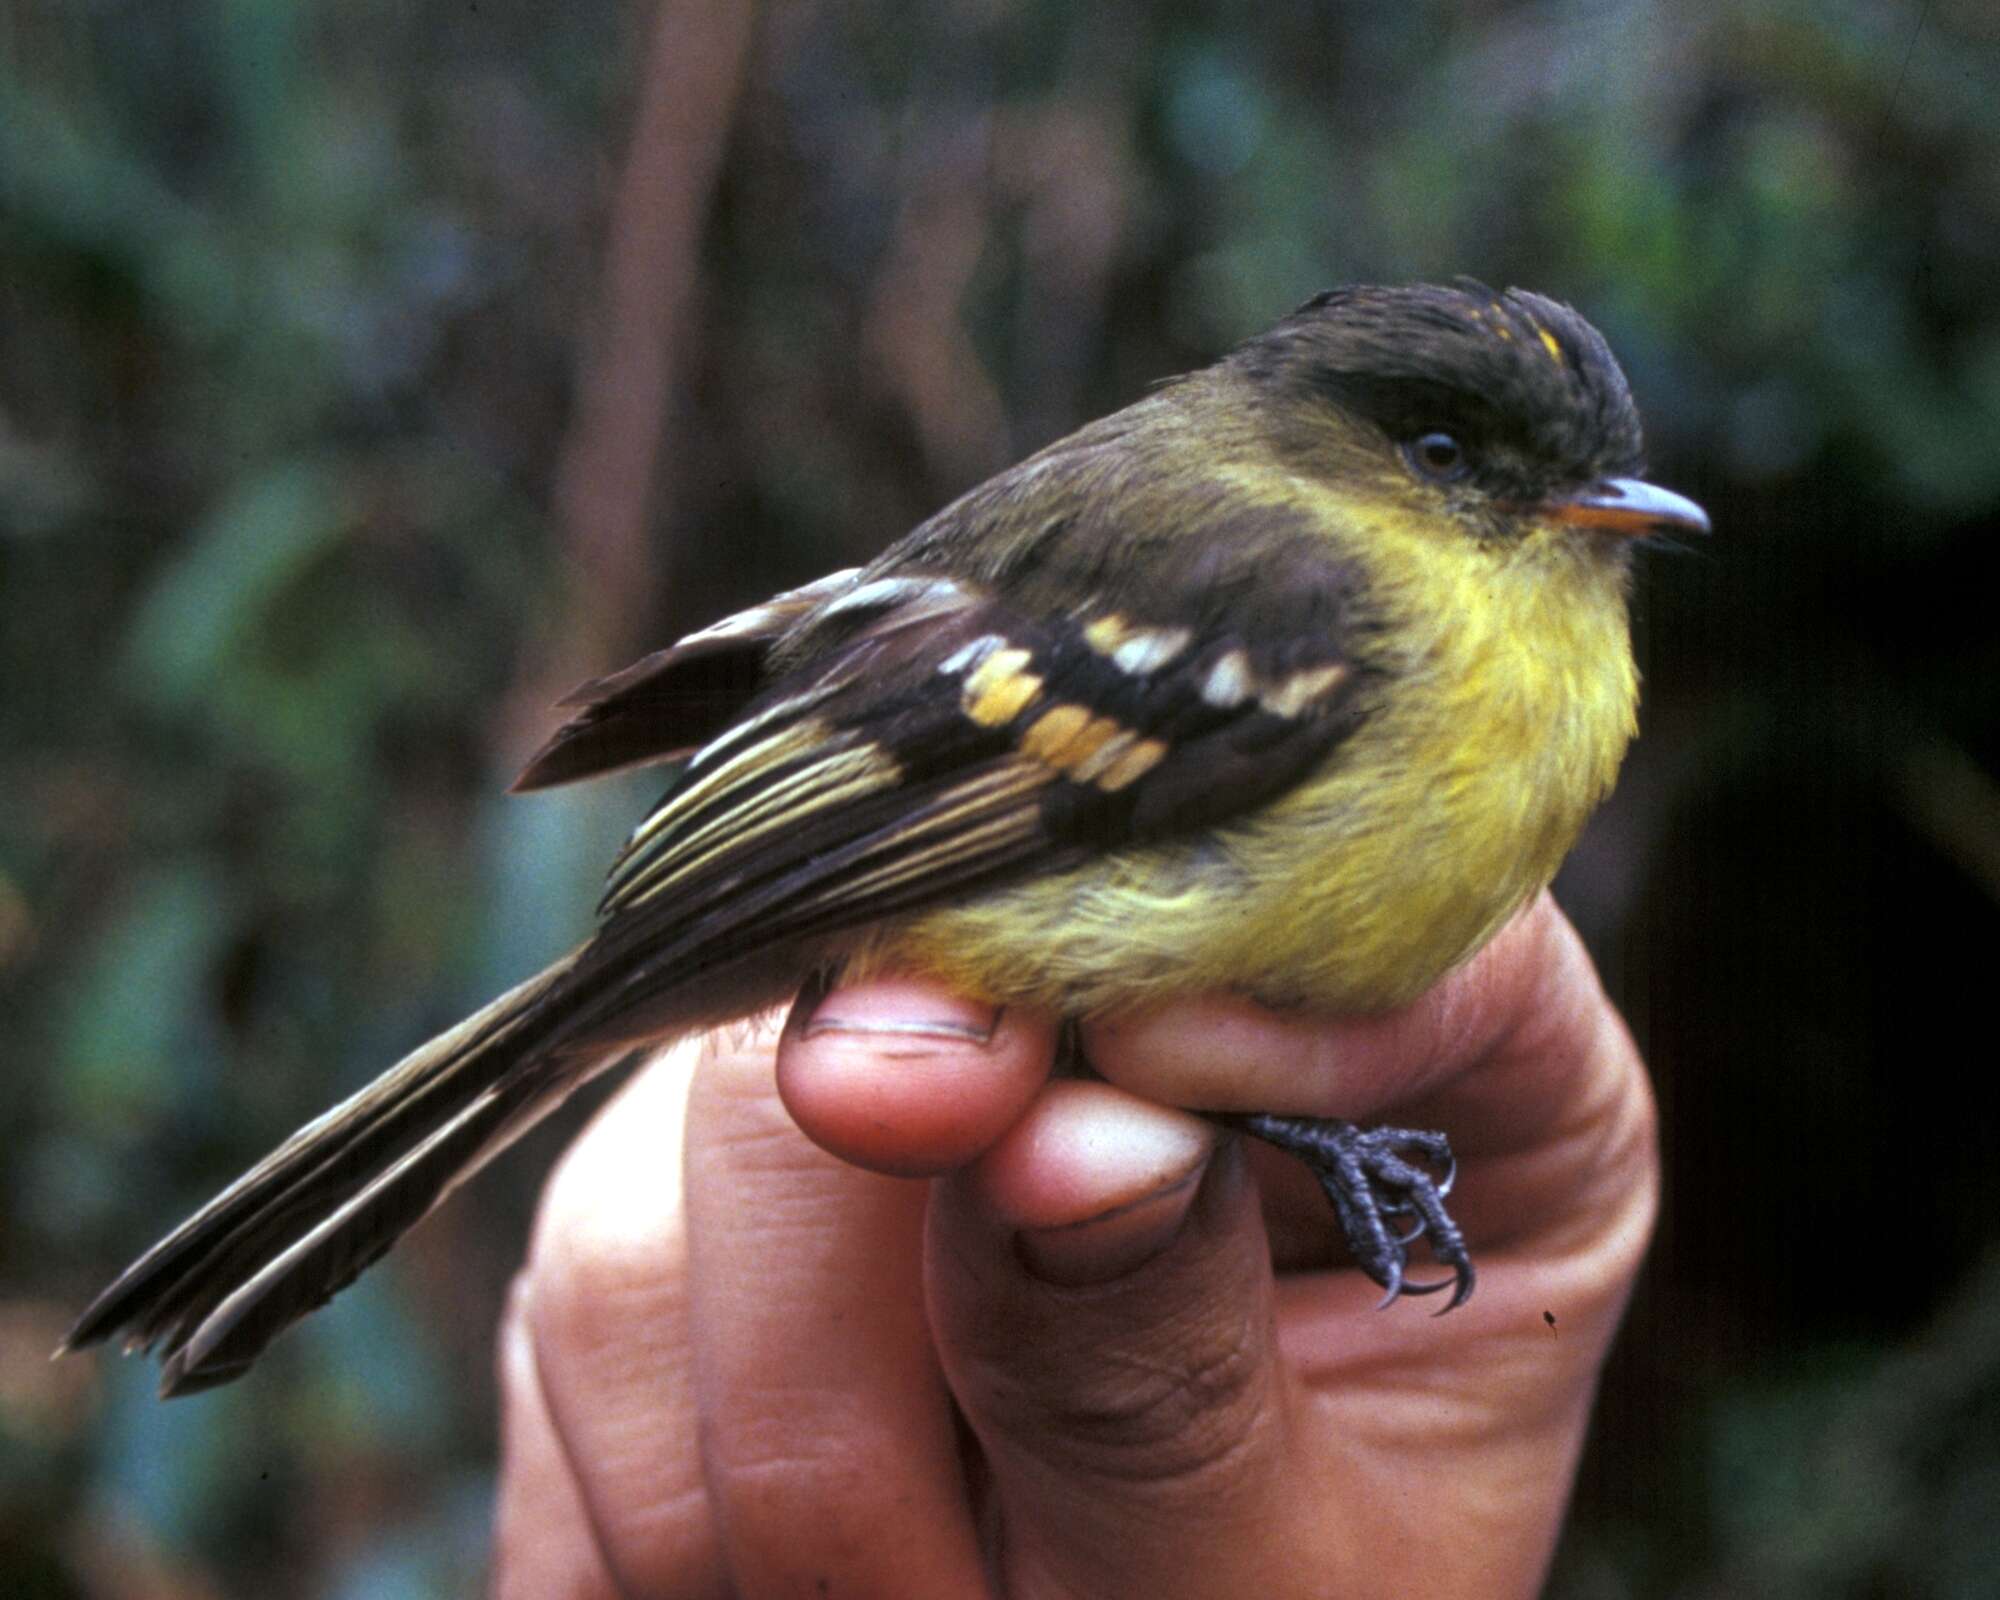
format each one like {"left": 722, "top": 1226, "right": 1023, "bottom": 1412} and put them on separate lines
{"left": 489, "top": 891, "right": 1657, "bottom": 1600}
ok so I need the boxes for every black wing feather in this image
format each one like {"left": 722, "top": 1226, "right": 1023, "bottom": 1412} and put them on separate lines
{"left": 510, "top": 634, "right": 773, "bottom": 792}
{"left": 66, "top": 546, "right": 1377, "bottom": 1393}
{"left": 511, "top": 568, "right": 867, "bottom": 792}
{"left": 555, "top": 581, "right": 1374, "bottom": 1035}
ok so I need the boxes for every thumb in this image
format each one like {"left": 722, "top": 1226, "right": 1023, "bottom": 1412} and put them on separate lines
{"left": 927, "top": 1083, "right": 1304, "bottom": 1600}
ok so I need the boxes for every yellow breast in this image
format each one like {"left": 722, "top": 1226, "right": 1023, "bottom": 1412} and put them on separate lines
{"left": 877, "top": 502, "right": 1639, "bottom": 1017}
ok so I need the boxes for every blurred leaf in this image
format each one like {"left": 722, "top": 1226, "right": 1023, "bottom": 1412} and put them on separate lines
{"left": 58, "top": 861, "right": 235, "bottom": 1129}
{"left": 96, "top": 1343, "right": 256, "bottom": 1547}
{"left": 0, "top": 77, "right": 191, "bottom": 267}
{"left": 296, "top": 1272, "right": 448, "bottom": 1456}
{"left": 120, "top": 459, "right": 351, "bottom": 710}
{"left": 466, "top": 777, "right": 650, "bottom": 1001}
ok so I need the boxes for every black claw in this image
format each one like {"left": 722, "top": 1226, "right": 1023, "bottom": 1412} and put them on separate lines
{"left": 1217, "top": 1112, "right": 1476, "bottom": 1312}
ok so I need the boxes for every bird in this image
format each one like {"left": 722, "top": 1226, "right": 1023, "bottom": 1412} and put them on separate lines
{"left": 63, "top": 281, "right": 1707, "bottom": 1397}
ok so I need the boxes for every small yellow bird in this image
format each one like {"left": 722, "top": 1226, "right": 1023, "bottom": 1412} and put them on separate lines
{"left": 65, "top": 281, "right": 1706, "bottom": 1396}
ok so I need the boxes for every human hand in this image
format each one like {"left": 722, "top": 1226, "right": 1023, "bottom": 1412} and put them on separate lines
{"left": 490, "top": 891, "right": 1657, "bottom": 1598}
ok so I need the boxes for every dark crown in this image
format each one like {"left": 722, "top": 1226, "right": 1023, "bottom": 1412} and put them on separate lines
{"left": 1235, "top": 281, "right": 1647, "bottom": 489}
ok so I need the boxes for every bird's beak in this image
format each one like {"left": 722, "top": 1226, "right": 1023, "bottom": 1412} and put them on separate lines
{"left": 1547, "top": 477, "right": 1710, "bottom": 539}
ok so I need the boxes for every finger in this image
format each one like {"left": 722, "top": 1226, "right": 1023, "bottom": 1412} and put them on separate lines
{"left": 1129, "top": 896, "right": 1650, "bottom": 1597}
{"left": 970, "top": 1079, "right": 1220, "bottom": 1278}
{"left": 513, "top": 1040, "right": 727, "bottom": 1599}
{"left": 1218, "top": 891, "right": 1659, "bottom": 1297}
{"left": 1088, "top": 900, "right": 1648, "bottom": 1224}
{"left": 1080, "top": 893, "right": 1579, "bottom": 1122}
{"left": 685, "top": 1004, "right": 993, "bottom": 1598}
{"left": 777, "top": 973, "right": 1058, "bottom": 1175}
{"left": 928, "top": 1082, "right": 1313, "bottom": 1600}
{"left": 491, "top": 1280, "right": 622, "bottom": 1600}
{"left": 1082, "top": 893, "right": 1656, "bottom": 1256}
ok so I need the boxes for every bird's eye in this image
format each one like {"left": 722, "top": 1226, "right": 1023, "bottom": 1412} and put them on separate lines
{"left": 1406, "top": 430, "right": 1471, "bottom": 483}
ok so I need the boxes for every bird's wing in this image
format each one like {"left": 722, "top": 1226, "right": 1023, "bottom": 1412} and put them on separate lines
{"left": 509, "top": 568, "right": 864, "bottom": 791}
{"left": 556, "top": 566, "right": 1376, "bottom": 1031}
{"left": 64, "top": 511, "right": 1382, "bottom": 1394}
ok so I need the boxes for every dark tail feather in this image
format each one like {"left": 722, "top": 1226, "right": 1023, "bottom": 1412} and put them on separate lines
{"left": 61, "top": 953, "right": 586, "bottom": 1396}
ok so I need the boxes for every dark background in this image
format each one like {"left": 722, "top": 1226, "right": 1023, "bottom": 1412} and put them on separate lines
{"left": 4, "top": 1, "right": 1997, "bottom": 1594}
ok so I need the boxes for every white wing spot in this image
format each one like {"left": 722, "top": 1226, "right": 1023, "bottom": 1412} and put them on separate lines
{"left": 1201, "top": 650, "right": 1254, "bottom": 709}
{"left": 820, "top": 574, "right": 966, "bottom": 619}
{"left": 679, "top": 568, "right": 861, "bottom": 645}
{"left": 1110, "top": 627, "right": 1192, "bottom": 676}
{"left": 939, "top": 634, "right": 1007, "bottom": 677}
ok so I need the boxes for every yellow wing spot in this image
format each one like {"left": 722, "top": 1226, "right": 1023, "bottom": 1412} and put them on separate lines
{"left": 1069, "top": 727, "right": 1142, "bottom": 784}
{"left": 1261, "top": 662, "right": 1349, "bottom": 719}
{"left": 962, "top": 647, "right": 1043, "bottom": 727}
{"left": 1536, "top": 325, "right": 1565, "bottom": 366}
{"left": 1096, "top": 737, "right": 1168, "bottom": 792}
{"left": 1017, "top": 701, "right": 1166, "bottom": 791}
{"left": 1492, "top": 322, "right": 1514, "bottom": 341}
{"left": 1063, "top": 716, "right": 1128, "bottom": 771}
{"left": 1020, "top": 704, "right": 1093, "bottom": 764}
{"left": 1083, "top": 614, "right": 1133, "bottom": 653}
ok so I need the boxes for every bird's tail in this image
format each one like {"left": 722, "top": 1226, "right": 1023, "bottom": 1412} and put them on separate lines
{"left": 61, "top": 950, "right": 591, "bottom": 1397}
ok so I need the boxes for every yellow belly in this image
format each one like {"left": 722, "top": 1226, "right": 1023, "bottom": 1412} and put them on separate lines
{"left": 872, "top": 525, "right": 1639, "bottom": 1016}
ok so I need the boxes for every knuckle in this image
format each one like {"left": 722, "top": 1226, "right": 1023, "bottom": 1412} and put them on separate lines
{"left": 493, "top": 1271, "right": 539, "bottom": 1395}
{"left": 995, "top": 1305, "right": 1275, "bottom": 1488}
{"left": 525, "top": 1142, "right": 686, "bottom": 1352}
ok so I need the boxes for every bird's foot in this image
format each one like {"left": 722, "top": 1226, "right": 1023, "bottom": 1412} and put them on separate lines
{"left": 1219, "top": 1113, "right": 1475, "bottom": 1311}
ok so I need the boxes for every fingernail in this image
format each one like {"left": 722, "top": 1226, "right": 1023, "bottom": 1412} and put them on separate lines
{"left": 1015, "top": 1154, "right": 1216, "bottom": 1286}
{"left": 800, "top": 977, "right": 1001, "bottom": 1045}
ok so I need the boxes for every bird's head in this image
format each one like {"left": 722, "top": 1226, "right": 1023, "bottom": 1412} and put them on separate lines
{"left": 1230, "top": 280, "right": 1708, "bottom": 566}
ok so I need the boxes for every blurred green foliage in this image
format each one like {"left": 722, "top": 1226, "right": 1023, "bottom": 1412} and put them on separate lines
{"left": 3, "top": 0, "right": 1996, "bottom": 1594}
